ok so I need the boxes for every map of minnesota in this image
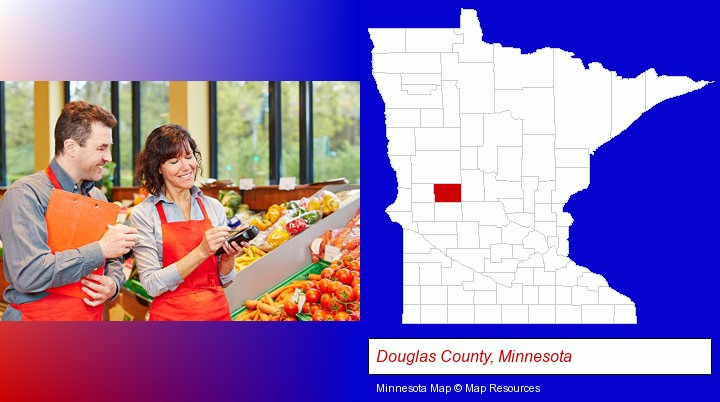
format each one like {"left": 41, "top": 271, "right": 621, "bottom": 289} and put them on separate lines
{"left": 370, "top": 9, "right": 710, "bottom": 324}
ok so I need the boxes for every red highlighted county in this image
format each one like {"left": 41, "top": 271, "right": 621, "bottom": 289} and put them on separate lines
{"left": 434, "top": 184, "right": 461, "bottom": 202}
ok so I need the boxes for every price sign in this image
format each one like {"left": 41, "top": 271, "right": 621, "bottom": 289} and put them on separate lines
{"left": 278, "top": 177, "right": 297, "bottom": 190}
{"left": 238, "top": 178, "right": 254, "bottom": 190}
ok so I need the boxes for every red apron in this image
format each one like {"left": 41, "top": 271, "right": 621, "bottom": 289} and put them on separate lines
{"left": 11, "top": 166, "right": 104, "bottom": 321}
{"left": 149, "top": 197, "right": 230, "bottom": 321}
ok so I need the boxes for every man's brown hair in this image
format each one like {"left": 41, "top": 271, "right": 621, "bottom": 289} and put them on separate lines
{"left": 54, "top": 100, "right": 117, "bottom": 155}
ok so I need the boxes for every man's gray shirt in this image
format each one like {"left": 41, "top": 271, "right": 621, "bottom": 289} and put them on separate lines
{"left": 0, "top": 159, "right": 124, "bottom": 320}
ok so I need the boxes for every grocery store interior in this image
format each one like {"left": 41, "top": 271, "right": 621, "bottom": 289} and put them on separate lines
{"left": 0, "top": 81, "right": 360, "bottom": 321}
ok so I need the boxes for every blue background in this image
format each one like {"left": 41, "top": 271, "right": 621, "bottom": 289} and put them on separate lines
{"left": 0, "top": 1, "right": 717, "bottom": 400}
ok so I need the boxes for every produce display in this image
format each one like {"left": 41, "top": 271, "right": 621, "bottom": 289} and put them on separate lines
{"left": 232, "top": 189, "right": 357, "bottom": 271}
{"left": 218, "top": 189, "right": 244, "bottom": 219}
{"left": 310, "top": 209, "right": 360, "bottom": 266}
{"left": 250, "top": 190, "right": 340, "bottom": 251}
{"left": 234, "top": 210, "right": 361, "bottom": 321}
{"left": 114, "top": 184, "right": 360, "bottom": 322}
{"left": 233, "top": 245, "right": 266, "bottom": 270}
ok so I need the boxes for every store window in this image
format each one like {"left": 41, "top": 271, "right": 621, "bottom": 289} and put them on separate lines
{"left": 281, "top": 82, "right": 300, "bottom": 180}
{"left": 67, "top": 81, "right": 168, "bottom": 186}
{"left": 210, "top": 81, "right": 360, "bottom": 186}
{"left": 140, "top": 81, "right": 169, "bottom": 145}
{"left": 313, "top": 81, "right": 360, "bottom": 184}
{"left": 2, "top": 81, "right": 34, "bottom": 185}
{"left": 68, "top": 81, "right": 111, "bottom": 111}
{"left": 216, "top": 81, "right": 270, "bottom": 185}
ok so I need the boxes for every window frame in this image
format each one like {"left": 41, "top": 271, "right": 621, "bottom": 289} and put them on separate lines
{"left": 299, "top": 81, "right": 313, "bottom": 184}
{"left": 268, "top": 81, "right": 283, "bottom": 185}
{"left": 0, "top": 81, "right": 6, "bottom": 187}
{"left": 208, "top": 81, "right": 218, "bottom": 179}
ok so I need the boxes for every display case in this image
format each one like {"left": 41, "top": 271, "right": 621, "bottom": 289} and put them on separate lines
{"left": 223, "top": 190, "right": 359, "bottom": 313}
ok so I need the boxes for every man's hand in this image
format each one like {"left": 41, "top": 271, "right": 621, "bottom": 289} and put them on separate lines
{"left": 99, "top": 224, "right": 139, "bottom": 259}
{"left": 81, "top": 273, "right": 118, "bottom": 306}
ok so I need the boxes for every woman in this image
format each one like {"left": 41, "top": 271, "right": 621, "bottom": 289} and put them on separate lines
{"left": 130, "top": 124, "right": 242, "bottom": 321}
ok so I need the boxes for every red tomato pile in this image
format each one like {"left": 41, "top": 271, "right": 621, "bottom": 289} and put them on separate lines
{"left": 300, "top": 253, "right": 360, "bottom": 321}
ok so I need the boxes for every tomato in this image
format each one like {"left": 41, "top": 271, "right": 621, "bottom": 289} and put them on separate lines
{"left": 335, "top": 268, "right": 353, "bottom": 285}
{"left": 328, "top": 280, "right": 341, "bottom": 295}
{"left": 328, "top": 298, "right": 346, "bottom": 313}
{"left": 353, "top": 284, "right": 360, "bottom": 301}
{"left": 320, "top": 293, "right": 333, "bottom": 310}
{"left": 284, "top": 301, "right": 299, "bottom": 317}
{"left": 336, "top": 285, "right": 355, "bottom": 302}
{"left": 305, "top": 289, "right": 320, "bottom": 304}
{"left": 322, "top": 311, "right": 335, "bottom": 321}
{"left": 351, "top": 270, "right": 360, "bottom": 279}
{"left": 284, "top": 316, "right": 297, "bottom": 321}
{"left": 345, "top": 302, "right": 359, "bottom": 312}
{"left": 302, "top": 281, "right": 316, "bottom": 292}
{"left": 312, "top": 310, "right": 326, "bottom": 321}
{"left": 320, "top": 268, "right": 335, "bottom": 279}
{"left": 347, "top": 260, "right": 360, "bottom": 271}
{"left": 334, "top": 311, "right": 350, "bottom": 321}
{"left": 351, "top": 278, "right": 360, "bottom": 288}
{"left": 317, "top": 278, "right": 331, "bottom": 293}
{"left": 302, "top": 301, "right": 312, "bottom": 314}
{"left": 309, "top": 303, "right": 322, "bottom": 315}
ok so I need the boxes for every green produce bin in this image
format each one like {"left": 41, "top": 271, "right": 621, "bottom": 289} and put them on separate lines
{"left": 231, "top": 260, "right": 329, "bottom": 321}
{"left": 123, "top": 278, "right": 153, "bottom": 302}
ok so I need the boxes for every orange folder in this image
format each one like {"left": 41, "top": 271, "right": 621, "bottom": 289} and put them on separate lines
{"left": 45, "top": 189, "right": 120, "bottom": 299}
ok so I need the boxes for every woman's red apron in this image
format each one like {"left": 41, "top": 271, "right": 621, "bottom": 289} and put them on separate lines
{"left": 11, "top": 166, "right": 104, "bottom": 321}
{"left": 149, "top": 197, "right": 230, "bottom": 321}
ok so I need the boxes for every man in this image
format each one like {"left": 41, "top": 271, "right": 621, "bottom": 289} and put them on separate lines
{"left": 0, "top": 100, "right": 138, "bottom": 321}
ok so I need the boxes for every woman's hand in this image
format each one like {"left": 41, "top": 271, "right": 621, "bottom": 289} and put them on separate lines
{"left": 199, "top": 226, "right": 232, "bottom": 257}
{"left": 218, "top": 230, "right": 244, "bottom": 275}
{"left": 229, "top": 224, "right": 252, "bottom": 249}
{"left": 219, "top": 236, "right": 244, "bottom": 258}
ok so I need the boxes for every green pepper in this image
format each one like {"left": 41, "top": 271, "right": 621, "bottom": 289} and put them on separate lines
{"left": 290, "top": 207, "right": 307, "bottom": 218}
{"left": 300, "top": 210, "right": 321, "bottom": 225}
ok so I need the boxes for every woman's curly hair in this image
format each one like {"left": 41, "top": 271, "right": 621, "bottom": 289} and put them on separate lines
{"left": 135, "top": 124, "right": 203, "bottom": 195}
